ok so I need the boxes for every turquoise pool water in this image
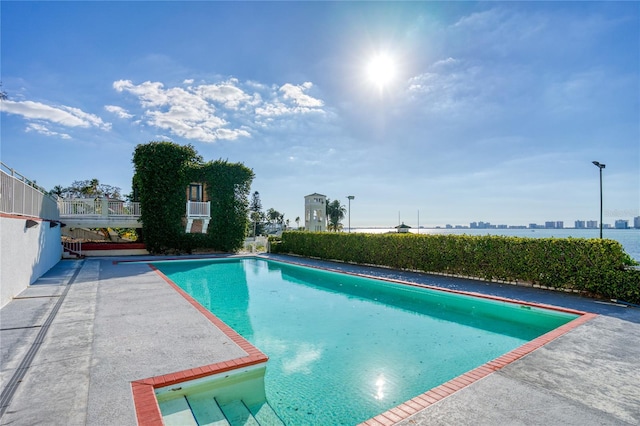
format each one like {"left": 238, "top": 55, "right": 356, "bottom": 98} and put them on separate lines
{"left": 154, "top": 258, "right": 578, "bottom": 425}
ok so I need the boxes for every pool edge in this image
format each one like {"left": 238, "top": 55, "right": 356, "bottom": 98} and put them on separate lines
{"left": 132, "top": 256, "right": 598, "bottom": 426}
{"left": 131, "top": 264, "right": 269, "bottom": 426}
{"left": 359, "top": 312, "right": 597, "bottom": 426}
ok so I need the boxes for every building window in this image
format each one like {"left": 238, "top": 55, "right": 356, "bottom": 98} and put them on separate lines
{"left": 188, "top": 184, "right": 203, "bottom": 202}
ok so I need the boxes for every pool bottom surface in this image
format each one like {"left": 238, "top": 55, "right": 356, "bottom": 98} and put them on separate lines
{"left": 153, "top": 258, "right": 579, "bottom": 425}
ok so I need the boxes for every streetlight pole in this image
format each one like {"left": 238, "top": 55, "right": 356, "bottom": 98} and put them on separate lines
{"left": 346, "top": 195, "right": 355, "bottom": 233}
{"left": 592, "top": 161, "right": 606, "bottom": 239}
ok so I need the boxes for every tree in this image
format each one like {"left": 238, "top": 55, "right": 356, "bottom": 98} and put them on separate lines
{"left": 0, "top": 82, "right": 7, "bottom": 100}
{"left": 295, "top": 216, "right": 300, "bottom": 230}
{"left": 49, "top": 185, "right": 64, "bottom": 198}
{"left": 57, "top": 179, "right": 122, "bottom": 199}
{"left": 249, "top": 191, "right": 265, "bottom": 238}
{"left": 326, "top": 199, "right": 346, "bottom": 232}
{"left": 267, "top": 208, "right": 279, "bottom": 225}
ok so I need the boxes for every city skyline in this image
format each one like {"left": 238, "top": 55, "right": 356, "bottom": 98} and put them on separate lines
{"left": 1, "top": 2, "right": 638, "bottom": 226}
{"left": 347, "top": 216, "right": 640, "bottom": 230}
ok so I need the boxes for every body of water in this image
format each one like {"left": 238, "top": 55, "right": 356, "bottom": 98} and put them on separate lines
{"left": 351, "top": 228, "right": 640, "bottom": 262}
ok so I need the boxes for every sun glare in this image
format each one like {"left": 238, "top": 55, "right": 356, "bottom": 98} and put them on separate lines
{"left": 366, "top": 53, "right": 396, "bottom": 89}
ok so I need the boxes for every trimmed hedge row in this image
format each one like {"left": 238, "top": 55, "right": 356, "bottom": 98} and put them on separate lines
{"left": 273, "top": 232, "right": 640, "bottom": 304}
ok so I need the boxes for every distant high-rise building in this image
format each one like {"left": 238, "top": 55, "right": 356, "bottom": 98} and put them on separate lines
{"left": 614, "top": 219, "right": 629, "bottom": 229}
{"left": 471, "top": 221, "right": 494, "bottom": 229}
{"left": 634, "top": 216, "right": 640, "bottom": 229}
{"left": 586, "top": 220, "right": 598, "bottom": 229}
{"left": 545, "top": 221, "right": 556, "bottom": 229}
{"left": 575, "top": 220, "right": 585, "bottom": 228}
{"left": 556, "top": 221, "right": 564, "bottom": 229}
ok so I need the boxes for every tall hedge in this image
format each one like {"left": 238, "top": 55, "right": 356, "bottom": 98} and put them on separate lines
{"left": 274, "top": 232, "right": 640, "bottom": 304}
{"left": 132, "top": 141, "right": 254, "bottom": 253}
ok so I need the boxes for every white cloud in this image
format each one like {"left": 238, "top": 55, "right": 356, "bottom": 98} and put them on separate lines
{"left": 25, "top": 123, "right": 72, "bottom": 139}
{"left": 113, "top": 78, "right": 328, "bottom": 142}
{"left": 279, "top": 82, "right": 324, "bottom": 107}
{"left": 0, "top": 99, "right": 111, "bottom": 130}
{"left": 407, "top": 61, "right": 483, "bottom": 113}
{"left": 255, "top": 101, "right": 291, "bottom": 117}
{"left": 105, "top": 105, "right": 133, "bottom": 119}
{"left": 197, "top": 80, "right": 253, "bottom": 110}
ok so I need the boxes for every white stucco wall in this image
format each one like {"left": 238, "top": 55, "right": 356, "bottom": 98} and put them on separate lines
{"left": 0, "top": 216, "right": 62, "bottom": 308}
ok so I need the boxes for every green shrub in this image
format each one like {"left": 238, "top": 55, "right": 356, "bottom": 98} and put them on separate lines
{"left": 277, "top": 232, "right": 640, "bottom": 304}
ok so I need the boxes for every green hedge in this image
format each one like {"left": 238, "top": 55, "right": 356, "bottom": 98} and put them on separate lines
{"left": 274, "top": 232, "right": 640, "bottom": 304}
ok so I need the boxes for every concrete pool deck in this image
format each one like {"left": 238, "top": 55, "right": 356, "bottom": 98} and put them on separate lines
{"left": 1, "top": 254, "right": 639, "bottom": 425}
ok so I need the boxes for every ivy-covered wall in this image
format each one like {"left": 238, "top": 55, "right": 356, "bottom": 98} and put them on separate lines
{"left": 132, "top": 141, "right": 254, "bottom": 253}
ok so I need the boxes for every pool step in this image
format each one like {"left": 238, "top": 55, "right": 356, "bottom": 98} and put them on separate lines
{"left": 248, "top": 401, "right": 286, "bottom": 426}
{"left": 160, "top": 395, "right": 284, "bottom": 426}
{"left": 160, "top": 396, "right": 199, "bottom": 425}
{"left": 218, "top": 400, "right": 260, "bottom": 426}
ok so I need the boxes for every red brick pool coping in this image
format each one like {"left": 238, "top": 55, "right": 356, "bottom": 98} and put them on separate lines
{"left": 131, "top": 264, "right": 269, "bottom": 426}
{"left": 128, "top": 256, "right": 597, "bottom": 426}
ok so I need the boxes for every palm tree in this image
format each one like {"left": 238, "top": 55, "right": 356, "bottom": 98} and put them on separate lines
{"left": 295, "top": 216, "right": 300, "bottom": 230}
{"left": 82, "top": 178, "right": 101, "bottom": 197}
{"left": 326, "top": 199, "right": 346, "bottom": 232}
{"left": 49, "top": 185, "right": 64, "bottom": 198}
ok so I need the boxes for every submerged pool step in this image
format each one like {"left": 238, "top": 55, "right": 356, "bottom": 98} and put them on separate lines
{"left": 161, "top": 395, "right": 284, "bottom": 426}
{"left": 188, "top": 394, "right": 229, "bottom": 426}
{"left": 218, "top": 399, "right": 260, "bottom": 426}
{"left": 160, "top": 396, "right": 199, "bottom": 425}
{"left": 248, "top": 401, "right": 286, "bottom": 426}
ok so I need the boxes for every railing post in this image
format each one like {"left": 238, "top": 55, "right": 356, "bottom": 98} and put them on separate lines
{"left": 11, "top": 169, "right": 15, "bottom": 214}
{"left": 101, "top": 198, "right": 108, "bottom": 218}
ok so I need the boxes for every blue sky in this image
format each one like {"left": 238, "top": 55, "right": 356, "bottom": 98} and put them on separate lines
{"left": 1, "top": 1, "right": 638, "bottom": 227}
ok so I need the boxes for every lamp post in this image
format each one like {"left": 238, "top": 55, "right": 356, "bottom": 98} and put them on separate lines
{"left": 592, "top": 161, "right": 605, "bottom": 239}
{"left": 346, "top": 195, "right": 355, "bottom": 233}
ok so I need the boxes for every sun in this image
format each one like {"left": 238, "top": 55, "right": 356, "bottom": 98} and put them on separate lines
{"left": 366, "top": 53, "right": 396, "bottom": 89}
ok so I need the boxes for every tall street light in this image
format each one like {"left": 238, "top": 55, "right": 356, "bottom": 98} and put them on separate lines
{"left": 346, "top": 195, "right": 355, "bottom": 233}
{"left": 592, "top": 161, "right": 606, "bottom": 239}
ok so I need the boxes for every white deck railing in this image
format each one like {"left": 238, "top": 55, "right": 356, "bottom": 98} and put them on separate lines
{"left": 0, "top": 162, "right": 60, "bottom": 220}
{"left": 58, "top": 198, "right": 141, "bottom": 217}
{"left": 186, "top": 201, "right": 210, "bottom": 218}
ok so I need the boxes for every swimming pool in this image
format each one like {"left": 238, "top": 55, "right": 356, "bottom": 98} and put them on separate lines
{"left": 153, "top": 257, "right": 580, "bottom": 425}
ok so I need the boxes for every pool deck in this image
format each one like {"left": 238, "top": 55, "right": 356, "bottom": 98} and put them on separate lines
{"left": 1, "top": 254, "right": 639, "bottom": 425}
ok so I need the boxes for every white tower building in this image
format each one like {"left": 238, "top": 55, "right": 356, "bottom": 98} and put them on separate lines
{"left": 304, "top": 193, "right": 327, "bottom": 231}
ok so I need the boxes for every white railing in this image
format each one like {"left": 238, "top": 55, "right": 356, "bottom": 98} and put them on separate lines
{"left": 108, "top": 200, "right": 141, "bottom": 216}
{"left": 186, "top": 201, "right": 210, "bottom": 218}
{"left": 58, "top": 198, "right": 100, "bottom": 216}
{"left": 58, "top": 198, "right": 141, "bottom": 217}
{"left": 62, "top": 239, "right": 82, "bottom": 256}
{"left": 0, "top": 162, "right": 60, "bottom": 220}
